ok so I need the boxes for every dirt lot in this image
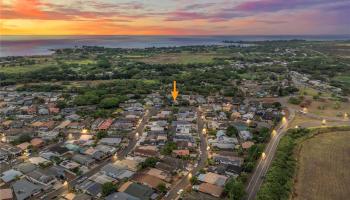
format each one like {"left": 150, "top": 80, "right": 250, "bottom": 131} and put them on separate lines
{"left": 293, "top": 131, "right": 350, "bottom": 200}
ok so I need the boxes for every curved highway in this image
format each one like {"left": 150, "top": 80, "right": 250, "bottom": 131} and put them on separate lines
{"left": 245, "top": 108, "right": 295, "bottom": 200}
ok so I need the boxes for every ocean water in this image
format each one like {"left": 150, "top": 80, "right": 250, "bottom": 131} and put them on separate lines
{"left": 1, "top": 35, "right": 349, "bottom": 57}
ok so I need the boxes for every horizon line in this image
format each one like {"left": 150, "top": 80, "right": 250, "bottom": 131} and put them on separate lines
{"left": 2, "top": 34, "right": 350, "bottom": 37}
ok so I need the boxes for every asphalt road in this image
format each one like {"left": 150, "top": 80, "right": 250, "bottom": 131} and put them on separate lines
{"left": 44, "top": 108, "right": 154, "bottom": 199}
{"left": 118, "top": 108, "right": 156, "bottom": 159}
{"left": 245, "top": 108, "right": 295, "bottom": 200}
{"left": 164, "top": 107, "right": 208, "bottom": 200}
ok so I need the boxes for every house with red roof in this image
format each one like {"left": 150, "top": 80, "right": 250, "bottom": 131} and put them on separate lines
{"left": 97, "top": 119, "right": 114, "bottom": 131}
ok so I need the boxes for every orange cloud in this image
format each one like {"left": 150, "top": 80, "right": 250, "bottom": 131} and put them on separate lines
{"left": 1, "top": 0, "right": 349, "bottom": 35}
{"left": 12, "top": 0, "right": 44, "bottom": 18}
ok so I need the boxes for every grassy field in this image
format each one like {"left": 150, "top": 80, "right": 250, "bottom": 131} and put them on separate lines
{"left": 63, "top": 59, "right": 96, "bottom": 65}
{"left": 289, "top": 115, "right": 349, "bottom": 129}
{"left": 0, "top": 63, "right": 54, "bottom": 74}
{"left": 287, "top": 96, "right": 350, "bottom": 118}
{"left": 333, "top": 75, "right": 350, "bottom": 87}
{"left": 293, "top": 131, "right": 350, "bottom": 200}
{"left": 132, "top": 52, "right": 229, "bottom": 64}
{"left": 298, "top": 87, "right": 323, "bottom": 97}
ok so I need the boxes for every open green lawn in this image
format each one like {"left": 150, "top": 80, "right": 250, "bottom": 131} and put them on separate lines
{"left": 63, "top": 59, "right": 96, "bottom": 65}
{"left": 0, "top": 64, "right": 52, "bottom": 74}
{"left": 333, "top": 75, "right": 350, "bottom": 86}
{"left": 238, "top": 73, "right": 257, "bottom": 80}
{"left": 131, "top": 52, "right": 229, "bottom": 64}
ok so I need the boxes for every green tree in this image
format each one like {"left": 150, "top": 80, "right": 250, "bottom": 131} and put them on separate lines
{"left": 157, "top": 183, "right": 167, "bottom": 194}
{"left": 224, "top": 178, "right": 245, "bottom": 200}
{"left": 102, "top": 182, "right": 117, "bottom": 196}
{"left": 99, "top": 97, "right": 124, "bottom": 109}
{"left": 12, "top": 134, "right": 32, "bottom": 145}
{"left": 96, "top": 131, "right": 108, "bottom": 140}
{"left": 56, "top": 100, "right": 67, "bottom": 109}
{"left": 288, "top": 97, "right": 302, "bottom": 105}
{"left": 227, "top": 125, "right": 239, "bottom": 137}
{"left": 74, "top": 92, "right": 99, "bottom": 106}
{"left": 255, "top": 127, "right": 270, "bottom": 143}
{"left": 97, "top": 57, "right": 111, "bottom": 68}
{"left": 161, "top": 142, "right": 177, "bottom": 155}
{"left": 190, "top": 176, "right": 199, "bottom": 185}
{"left": 139, "top": 157, "right": 159, "bottom": 169}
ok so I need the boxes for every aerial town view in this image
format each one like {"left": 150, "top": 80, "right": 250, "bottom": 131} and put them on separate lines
{"left": 0, "top": 1, "right": 349, "bottom": 200}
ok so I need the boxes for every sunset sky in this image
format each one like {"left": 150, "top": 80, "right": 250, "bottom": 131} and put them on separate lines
{"left": 1, "top": 0, "right": 349, "bottom": 35}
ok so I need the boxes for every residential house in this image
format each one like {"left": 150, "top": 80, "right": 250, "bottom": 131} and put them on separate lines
{"left": 105, "top": 192, "right": 140, "bottom": 200}
{"left": 212, "top": 154, "right": 243, "bottom": 166}
{"left": 17, "top": 142, "right": 30, "bottom": 151}
{"left": 239, "top": 130, "right": 253, "bottom": 141}
{"left": 114, "top": 159, "right": 139, "bottom": 172}
{"left": 208, "top": 130, "right": 238, "bottom": 149}
{"left": 97, "top": 119, "right": 114, "bottom": 131}
{"left": 146, "top": 168, "right": 171, "bottom": 182}
{"left": 26, "top": 169, "right": 57, "bottom": 186}
{"left": 101, "top": 164, "right": 134, "bottom": 180}
{"left": 118, "top": 181, "right": 154, "bottom": 200}
{"left": 132, "top": 173, "right": 167, "bottom": 189}
{"left": 96, "top": 144, "right": 117, "bottom": 156}
{"left": 60, "top": 160, "right": 80, "bottom": 171}
{"left": 76, "top": 180, "right": 103, "bottom": 198}
{"left": 12, "top": 179, "right": 43, "bottom": 200}
{"left": 72, "top": 154, "right": 95, "bottom": 167}
{"left": 241, "top": 141, "right": 255, "bottom": 149}
{"left": 134, "top": 146, "right": 158, "bottom": 157}
{"left": 172, "top": 149, "right": 190, "bottom": 157}
{"left": 1, "top": 169, "right": 23, "bottom": 183}
{"left": 91, "top": 118, "right": 104, "bottom": 130}
{"left": 111, "top": 120, "right": 134, "bottom": 131}
{"left": 198, "top": 172, "right": 228, "bottom": 187}
{"left": 0, "top": 149, "right": 9, "bottom": 162}
{"left": 31, "top": 138, "right": 45, "bottom": 148}
{"left": 0, "top": 188, "right": 13, "bottom": 200}
{"left": 29, "top": 157, "right": 51, "bottom": 166}
{"left": 1, "top": 143, "right": 22, "bottom": 157}
{"left": 14, "top": 162, "right": 37, "bottom": 174}
{"left": 196, "top": 183, "right": 223, "bottom": 198}
{"left": 99, "top": 138, "right": 121, "bottom": 146}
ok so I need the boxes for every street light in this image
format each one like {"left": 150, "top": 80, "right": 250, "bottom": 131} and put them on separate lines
{"left": 81, "top": 129, "right": 88, "bottom": 134}
{"left": 68, "top": 133, "right": 73, "bottom": 140}
{"left": 112, "top": 154, "right": 118, "bottom": 161}
{"left": 282, "top": 117, "right": 287, "bottom": 124}
{"left": 0, "top": 133, "right": 6, "bottom": 143}
{"left": 207, "top": 146, "right": 210, "bottom": 151}
{"left": 188, "top": 173, "right": 192, "bottom": 179}
{"left": 322, "top": 119, "right": 326, "bottom": 125}
{"left": 271, "top": 130, "right": 277, "bottom": 137}
{"left": 344, "top": 113, "right": 348, "bottom": 120}
{"left": 63, "top": 181, "right": 68, "bottom": 187}
{"left": 246, "top": 119, "right": 251, "bottom": 124}
{"left": 261, "top": 152, "right": 266, "bottom": 160}
{"left": 202, "top": 128, "right": 207, "bottom": 134}
{"left": 303, "top": 107, "right": 308, "bottom": 113}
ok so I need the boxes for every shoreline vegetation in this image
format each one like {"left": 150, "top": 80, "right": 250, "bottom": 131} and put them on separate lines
{"left": 256, "top": 126, "right": 350, "bottom": 200}
{"left": 1, "top": 40, "right": 349, "bottom": 96}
